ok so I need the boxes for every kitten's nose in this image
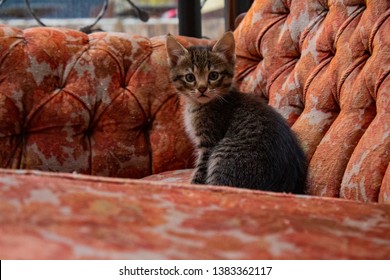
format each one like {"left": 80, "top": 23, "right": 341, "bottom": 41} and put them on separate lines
{"left": 198, "top": 86, "right": 207, "bottom": 94}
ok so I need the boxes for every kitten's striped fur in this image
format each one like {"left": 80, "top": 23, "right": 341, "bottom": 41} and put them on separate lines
{"left": 166, "top": 32, "right": 307, "bottom": 193}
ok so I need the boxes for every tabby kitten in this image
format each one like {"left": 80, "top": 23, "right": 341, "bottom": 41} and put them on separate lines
{"left": 166, "top": 32, "right": 307, "bottom": 194}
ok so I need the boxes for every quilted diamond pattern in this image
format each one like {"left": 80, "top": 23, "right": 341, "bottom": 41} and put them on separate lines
{"left": 0, "top": 27, "right": 195, "bottom": 178}
{"left": 235, "top": 0, "right": 390, "bottom": 203}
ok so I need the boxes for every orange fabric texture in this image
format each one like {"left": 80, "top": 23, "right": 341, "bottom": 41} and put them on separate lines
{"left": 235, "top": 0, "right": 390, "bottom": 203}
{"left": 0, "top": 0, "right": 390, "bottom": 260}
{"left": 0, "top": 0, "right": 389, "bottom": 204}
{"left": 0, "top": 27, "right": 197, "bottom": 178}
{"left": 0, "top": 169, "right": 389, "bottom": 259}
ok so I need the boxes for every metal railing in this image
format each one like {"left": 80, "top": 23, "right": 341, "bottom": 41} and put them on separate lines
{"left": 0, "top": 0, "right": 253, "bottom": 37}
{"left": 0, "top": 0, "right": 150, "bottom": 33}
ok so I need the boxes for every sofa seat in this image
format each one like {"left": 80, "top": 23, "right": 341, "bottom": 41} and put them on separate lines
{"left": 143, "top": 169, "right": 193, "bottom": 184}
{"left": 1, "top": 168, "right": 390, "bottom": 259}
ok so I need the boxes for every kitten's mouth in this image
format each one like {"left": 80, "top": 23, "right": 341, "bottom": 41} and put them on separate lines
{"left": 197, "top": 93, "right": 211, "bottom": 102}
{"left": 183, "top": 92, "right": 212, "bottom": 104}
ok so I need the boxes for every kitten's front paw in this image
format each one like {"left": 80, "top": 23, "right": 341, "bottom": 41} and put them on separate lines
{"left": 191, "top": 174, "right": 206, "bottom": 185}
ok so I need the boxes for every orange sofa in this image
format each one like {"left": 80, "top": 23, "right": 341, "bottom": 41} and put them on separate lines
{"left": 0, "top": 0, "right": 389, "bottom": 259}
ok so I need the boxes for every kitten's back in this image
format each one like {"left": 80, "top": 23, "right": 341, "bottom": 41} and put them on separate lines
{"left": 206, "top": 90, "right": 307, "bottom": 193}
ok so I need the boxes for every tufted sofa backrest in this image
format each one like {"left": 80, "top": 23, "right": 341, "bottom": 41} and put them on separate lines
{"left": 235, "top": 0, "right": 389, "bottom": 203}
{"left": 0, "top": 27, "right": 210, "bottom": 178}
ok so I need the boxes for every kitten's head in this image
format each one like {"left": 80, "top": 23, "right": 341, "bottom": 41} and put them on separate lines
{"left": 166, "top": 32, "right": 235, "bottom": 104}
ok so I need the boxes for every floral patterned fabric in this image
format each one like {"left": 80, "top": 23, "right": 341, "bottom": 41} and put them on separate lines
{"left": 0, "top": 27, "right": 206, "bottom": 179}
{"left": 235, "top": 0, "right": 390, "bottom": 203}
{"left": 1, "top": 169, "right": 389, "bottom": 259}
{"left": 0, "top": 0, "right": 390, "bottom": 260}
{"left": 0, "top": 1, "right": 389, "bottom": 203}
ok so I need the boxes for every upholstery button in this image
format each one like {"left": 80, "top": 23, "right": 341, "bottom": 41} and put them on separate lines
{"left": 19, "top": 130, "right": 27, "bottom": 139}
{"left": 144, "top": 118, "right": 152, "bottom": 131}
{"left": 85, "top": 127, "right": 94, "bottom": 137}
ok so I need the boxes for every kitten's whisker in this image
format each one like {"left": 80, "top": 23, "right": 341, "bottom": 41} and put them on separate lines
{"left": 216, "top": 93, "right": 229, "bottom": 104}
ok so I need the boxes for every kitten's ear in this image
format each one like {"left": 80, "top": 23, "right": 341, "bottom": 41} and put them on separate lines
{"left": 166, "top": 34, "right": 188, "bottom": 66}
{"left": 212, "top": 31, "right": 235, "bottom": 62}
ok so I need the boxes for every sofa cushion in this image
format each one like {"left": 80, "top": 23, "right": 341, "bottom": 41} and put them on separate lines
{"left": 234, "top": 0, "right": 390, "bottom": 202}
{"left": 0, "top": 0, "right": 389, "bottom": 204}
{"left": 143, "top": 169, "right": 193, "bottom": 184}
{"left": 1, "top": 169, "right": 390, "bottom": 259}
{"left": 0, "top": 26, "right": 212, "bottom": 178}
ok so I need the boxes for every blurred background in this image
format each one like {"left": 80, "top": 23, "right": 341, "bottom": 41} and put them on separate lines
{"left": 0, "top": 0, "right": 230, "bottom": 39}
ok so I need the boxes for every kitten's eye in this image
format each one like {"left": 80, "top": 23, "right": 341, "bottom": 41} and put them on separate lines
{"left": 208, "top": 71, "right": 219, "bottom": 81}
{"left": 185, "top": 74, "right": 195, "bottom": 83}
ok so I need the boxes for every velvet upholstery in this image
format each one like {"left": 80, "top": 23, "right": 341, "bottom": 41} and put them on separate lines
{"left": 1, "top": 169, "right": 389, "bottom": 259}
{"left": 1, "top": 1, "right": 389, "bottom": 203}
{"left": 0, "top": 0, "right": 390, "bottom": 259}
{"left": 0, "top": 27, "right": 203, "bottom": 178}
{"left": 234, "top": 0, "right": 390, "bottom": 202}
